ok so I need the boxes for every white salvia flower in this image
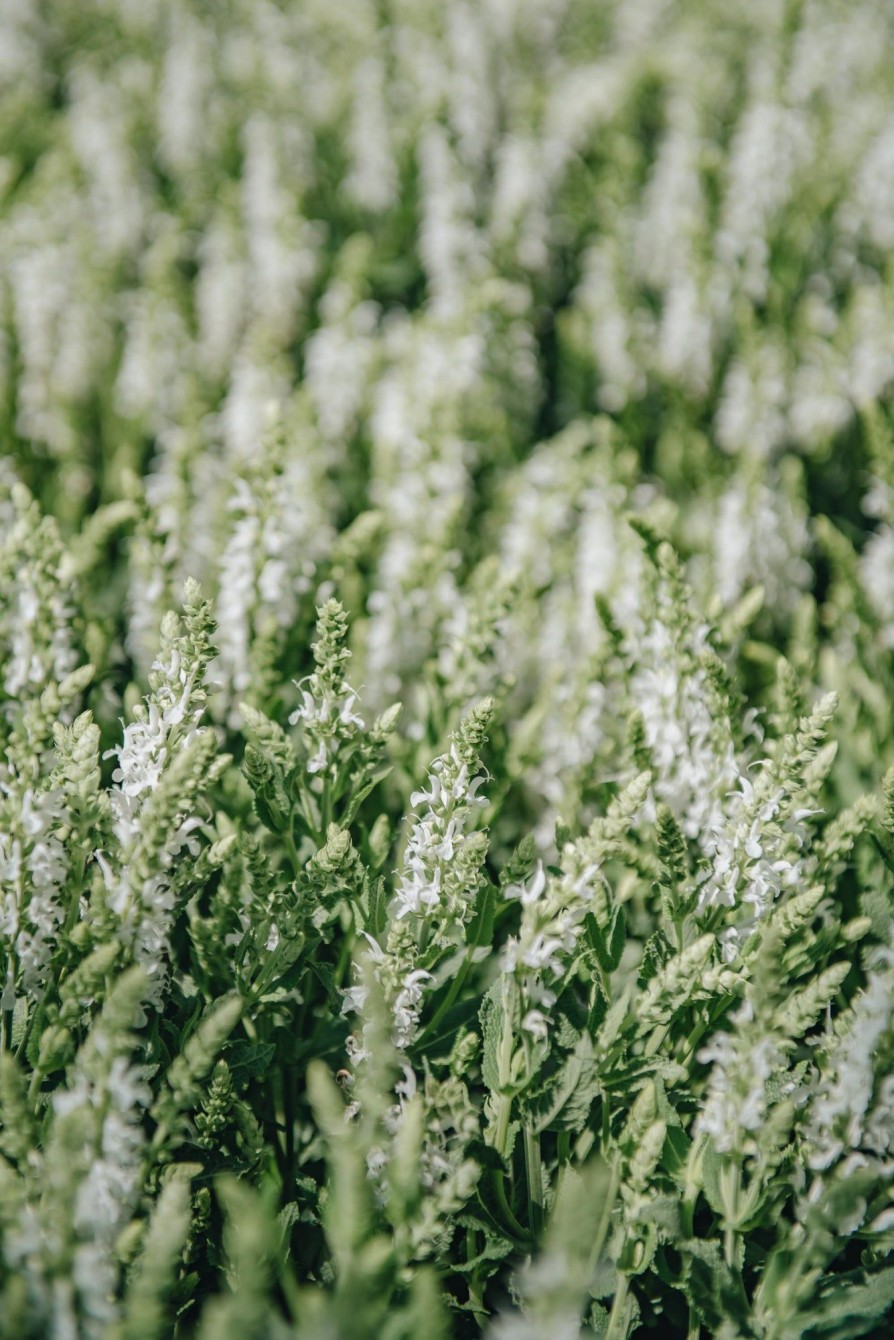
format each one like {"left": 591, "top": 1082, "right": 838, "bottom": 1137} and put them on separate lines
{"left": 399, "top": 1071, "right": 482, "bottom": 1255}
{"left": 394, "top": 742, "right": 488, "bottom": 924}
{"left": 215, "top": 432, "right": 335, "bottom": 708}
{"left": 803, "top": 947, "right": 894, "bottom": 1173}
{"left": 196, "top": 209, "right": 247, "bottom": 383}
{"left": 715, "top": 339, "right": 791, "bottom": 458}
{"left": 696, "top": 999, "right": 784, "bottom": 1154}
{"left": 216, "top": 495, "right": 261, "bottom": 698}
{"left": 13, "top": 788, "right": 69, "bottom": 999}
{"left": 697, "top": 773, "right": 806, "bottom": 926}
{"left": 114, "top": 286, "right": 192, "bottom": 431}
{"left": 287, "top": 600, "right": 366, "bottom": 791}
{"left": 345, "top": 709, "right": 491, "bottom": 1063}
{"left": 304, "top": 285, "right": 378, "bottom": 444}
{"left": 521, "top": 1010, "right": 549, "bottom": 1042}
{"left": 864, "top": 1073, "right": 894, "bottom": 1158}
{"left": 630, "top": 609, "right": 738, "bottom": 843}
{"left": 219, "top": 347, "right": 291, "bottom": 464}
{"left": 861, "top": 523, "right": 894, "bottom": 649}
{"left": 363, "top": 310, "right": 500, "bottom": 715}
{"left": 711, "top": 476, "right": 811, "bottom": 615}
{"left": 697, "top": 690, "right": 834, "bottom": 942}
{"left": 417, "top": 124, "right": 487, "bottom": 316}
{"left": 845, "top": 285, "right": 894, "bottom": 411}
{"left": 717, "top": 100, "right": 812, "bottom": 304}
{"left": 505, "top": 862, "right": 547, "bottom": 907}
{"left": 7, "top": 970, "right": 151, "bottom": 1337}
{"left": 573, "top": 238, "right": 649, "bottom": 412}
{"left": 156, "top": 11, "right": 212, "bottom": 177}
{"left": 2, "top": 555, "right": 77, "bottom": 701}
{"left": 501, "top": 853, "right": 603, "bottom": 1035}
{"left": 100, "top": 615, "right": 210, "bottom": 1006}
{"left": 241, "top": 115, "right": 320, "bottom": 347}
{"left": 67, "top": 66, "right": 144, "bottom": 261}
{"left": 344, "top": 56, "right": 397, "bottom": 213}
{"left": 60, "top": 1054, "right": 149, "bottom": 1337}
{"left": 392, "top": 969, "right": 435, "bottom": 1051}
{"left": 490, "top": 134, "right": 555, "bottom": 273}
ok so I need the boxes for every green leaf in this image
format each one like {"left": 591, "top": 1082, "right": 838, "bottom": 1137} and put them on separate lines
{"left": 464, "top": 1138, "right": 507, "bottom": 1175}
{"left": 525, "top": 1034, "right": 601, "bottom": 1134}
{"left": 701, "top": 1143, "right": 726, "bottom": 1217}
{"left": 343, "top": 764, "right": 394, "bottom": 826}
{"left": 660, "top": 1126, "right": 692, "bottom": 1187}
{"left": 637, "top": 930, "right": 672, "bottom": 986}
{"left": 804, "top": 1267, "right": 894, "bottom": 1339}
{"left": 366, "top": 876, "right": 389, "bottom": 938}
{"left": 586, "top": 907, "right": 627, "bottom": 973}
{"left": 10, "top": 998, "right": 28, "bottom": 1050}
{"left": 683, "top": 1238, "right": 751, "bottom": 1334}
{"left": 479, "top": 981, "right": 504, "bottom": 1096}
{"left": 467, "top": 882, "right": 496, "bottom": 950}
{"left": 222, "top": 1040, "right": 276, "bottom": 1085}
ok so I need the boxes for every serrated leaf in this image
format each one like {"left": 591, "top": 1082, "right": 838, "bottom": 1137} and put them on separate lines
{"left": 701, "top": 1144, "right": 726, "bottom": 1217}
{"left": 464, "top": 1138, "right": 507, "bottom": 1175}
{"left": 638, "top": 930, "right": 672, "bottom": 986}
{"left": 661, "top": 1126, "right": 692, "bottom": 1186}
{"left": 596, "top": 986, "right": 631, "bottom": 1055}
{"left": 11, "top": 998, "right": 28, "bottom": 1050}
{"left": 222, "top": 1040, "right": 276, "bottom": 1085}
{"left": 803, "top": 1267, "right": 894, "bottom": 1339}
{"left": 684, "top": 1238, "right": 750, "bottom": 1332}
{"left": 467, "top": 882, "right": 496, "bottom": 950}
{"left": 343, "top": 764, "right": 394, "bottom": 826}
{"left": 585, "top": 907, "right": 627, "bottom": 974}
{"left": 525, "top": 1034, "right": 601, "bottom": 1134}
{"left": 479, "top": 981, "right": 504, "bottom": 1096}
{"left": 365, "top": 876, "right": 388, "bottom": 938}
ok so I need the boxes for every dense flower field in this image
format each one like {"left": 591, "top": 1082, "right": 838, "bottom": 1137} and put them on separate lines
{"left": 2, "top": 1, "right": 894, "bottom": 1336}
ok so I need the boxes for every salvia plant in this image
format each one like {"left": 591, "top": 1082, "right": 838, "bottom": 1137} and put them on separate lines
{"left": 2, "top": 0, "right": 894, "bottom": 1337}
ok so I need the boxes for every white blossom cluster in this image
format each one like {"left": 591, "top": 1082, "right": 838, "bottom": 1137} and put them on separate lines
{"left": 3, "top": 973, "right": 151, "bottom": 1340}
{"left": 3, "top": 0, "right": 894, "bottom": 1333}
{"left": 2, "top": 788, "right": 68, "bottom": 1002}
{"left": 98, "top": 606, "right": 212, "bottom": 1005}
{"left": 344, "top": 717, "right": 490, "bottom": 1063}
{"left": 0, "top": 485, "right": 82, "bottom": 1011}
{"left": 696, "top": 998, "right": 785, "bottom": 1155}
{"left": 394, "top": 743, "right": 489, "bottom": 924}
{"left": 501, "top": 822, "right": 628, "bottom": 1042}
{"left": 803, "top": 947, "right": 894, "bottom": 1176}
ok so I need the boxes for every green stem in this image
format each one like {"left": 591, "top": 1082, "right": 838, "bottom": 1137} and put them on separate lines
{"left": 523, "top": 1125, "right": 543, "bottom": 1235}
{"left": 722, "top": 1162, "right": 740, "bottom": 1268}
{"left": 464, "top": 1228, "right": 489, "bottom": 1326}
{"left": 416, "top": 949, "right": 473, "bottom": 1046}
{"left": 284, "top": 1066, "right": 296, "bottom": 1182}
{"left": 491, "top": 1169, "right": 529, "bottom": 1244}
{"left": 334, "top": 930, "right": 353, "bottom": 990}
{"left": 64, "top": 847, "right": 89, "bottom": 935}
{"left": 601, "top": 1089, "right": 612, "bottom": 1152}
{"left": 644, "top": 1021, "right": 670, "bottom": 1058}
{"left": 494, "top": 1094, "right": 511, "bottom": 1157}
{"left": 491, "top": 991, "right": 515, "bottom": 1156}
{"left": 605, "top": 1273, "right": 630, "bottom": 1340}
{"left": 588, "top": 1160, "right": 620, "bottom": 1276}
{"left": 285, "top": 827, "right": 302, "bottom": 877}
